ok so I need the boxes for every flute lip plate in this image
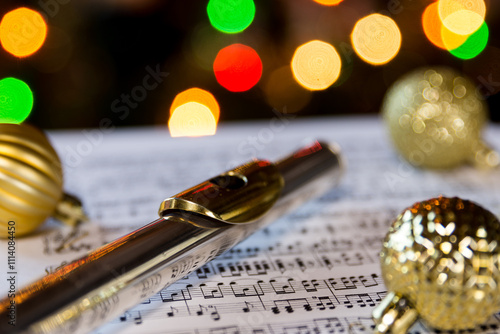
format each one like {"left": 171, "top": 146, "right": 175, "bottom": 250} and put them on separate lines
{"left": 158, "top": 160, "right": 284, "bottom": 224}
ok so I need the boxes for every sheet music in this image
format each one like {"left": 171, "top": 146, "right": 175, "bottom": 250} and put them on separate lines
{"left": 2, "top": 116, "right": 500, "bottom": 334}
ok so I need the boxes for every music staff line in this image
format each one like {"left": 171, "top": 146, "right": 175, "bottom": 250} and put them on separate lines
{"left": 189, "top": 250, "right": 378, "bottom": 280}
{"left": 115, "top": 312, "right": 500, "bottom": 334}
{"left": 143, "top": 273, "right": 383, "bottom": 302}
{"left": 117, "top": 290, "right": 388, "bottom": 325}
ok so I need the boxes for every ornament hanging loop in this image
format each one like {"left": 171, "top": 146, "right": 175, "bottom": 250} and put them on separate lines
{"left": 372, "top": 292, "right": 418, "bottom": 334}
{"left": 54, "top": 192, "right": 88, "bottom": 227}
{"left": 470, "top": 140, "right": 500, "bottom": 168}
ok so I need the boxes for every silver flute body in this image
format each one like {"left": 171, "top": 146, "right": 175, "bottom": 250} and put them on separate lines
{"left": 0, "top": 141, "right": 343, "bottom": 334}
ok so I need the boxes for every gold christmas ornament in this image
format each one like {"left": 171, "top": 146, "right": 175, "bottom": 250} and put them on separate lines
{"left": 382, "top": 67, "right": 499, "bottom": 169}
{"left": 373, "top": 196, "right": 500, "bottom": 333}
{"left": 0, "top": 123, "right": 86, "bottom": 237}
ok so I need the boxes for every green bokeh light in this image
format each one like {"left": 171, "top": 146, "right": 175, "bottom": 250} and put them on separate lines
{"left": 207, "top": 0, "right": 256, "bottom": 34}
{"left": 0, "top": 78, "right": 34, "bottom": 124}
{"left": 449, "top": 22, "right": 489, "bottom": 60}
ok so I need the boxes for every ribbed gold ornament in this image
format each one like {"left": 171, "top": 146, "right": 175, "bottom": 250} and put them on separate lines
{"left": 0, "top": 123, "right": 85, "bottom": 237}
{"left": 382, "top": 67, "right": 499, "bottom": 169}
{"left": 373, "top": 196, "right": 500, "bottom": 333}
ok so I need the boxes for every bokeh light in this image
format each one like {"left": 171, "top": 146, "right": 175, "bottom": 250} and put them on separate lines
{"left": 312, "top": 0, "right": 344, "bottom": 5}
{"left": 0, "top": 78, "right": 34, "bottom": 124}
{"left": 264, "top": 66, "right": 312, "bottom": 113}
{"left": 422, "top": 3, "right": 447, "bottom": 49}
{"left": 170, "top": 88, "right": 220, "bottom": 122}
{"left": 438, "top": 0, "right": 485, "bottom": 35}
{"left": 168, "top": 102, "right": 217, "bottom": 137}
{"left": 213, "top": 43, "right": 262, "bottom": 92}
{"left": 448, "top": 21, "right": 488, "bottom": 60}
{"left": 422, "top": 1, "right": 488, "bottom": 60}
{"left": 0, "top": 8, "right": 47, "bottom": 58}
{"left": 207, "top": 0, "right": 256, "bottom": 34}
{"left": 351, "top": 14, "right": 402, "bottom": 65}
{"left": 423, "top": 3, "right": 469, "bottom": 50}
{"left": 439, "top": 24, "right": 469, "bottom": 51}
{"left": 291, "top": 40, "right": 342, "bottom": 91}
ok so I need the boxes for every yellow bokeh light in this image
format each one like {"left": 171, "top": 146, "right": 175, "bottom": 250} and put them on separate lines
{"left": 168, "top": 102, "right": 217, "bottom": 138}
{"left": 438, "top": 0, "right": 485, "bottom": 35}
{"left": 170, "top": 88, "right": 220, "bottom": 122}
{"left": 351, "top": 13, "right": 402, "bottom": 65}
{"left": 0, "top": 7, "right": 47, "bottom": 58}
{"left": 441, "top": 23, "right": 469, "bottom": 50}
{"left": 442, "top": 10, "right": 484, "bottom": 36}
{"left": 291, "top": 40, "right": 342, "bottom": 91}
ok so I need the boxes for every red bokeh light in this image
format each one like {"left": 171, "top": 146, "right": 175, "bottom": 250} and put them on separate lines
{"left": 213, "top": 43, "right": 262, "bottom": 92}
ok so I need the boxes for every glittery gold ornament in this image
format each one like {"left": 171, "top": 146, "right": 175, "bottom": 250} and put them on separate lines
{"left": 0, "top": 123, "right": 86, "bottom": 237}
{"left": 373, "top": 196, "right": 500, "bottom": 333}
{"left": 382, "top": 67, "right": 499, "bottom": 169}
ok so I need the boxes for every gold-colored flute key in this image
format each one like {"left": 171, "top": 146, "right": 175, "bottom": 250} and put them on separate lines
{"left": 0, "top": 140, "right": 344, "bottom": 334}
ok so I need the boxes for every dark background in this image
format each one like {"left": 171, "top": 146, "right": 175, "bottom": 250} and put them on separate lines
{"left": 1, "top": 0, "right": 499, "bottom": 129}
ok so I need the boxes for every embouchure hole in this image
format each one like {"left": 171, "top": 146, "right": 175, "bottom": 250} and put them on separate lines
{"left": 210, "top": 172, "right": 248, "bottom": 189}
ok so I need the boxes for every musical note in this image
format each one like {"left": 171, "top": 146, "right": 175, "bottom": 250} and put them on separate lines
{"left": 118, "top": 311, "right": 142, "bottom": 325}
{"left": 196, "top": 304, "right": 207, "bottom": 316}
{"left": 345, "top": 317, "right": 375, "bottom": 333}
{"left": 196, "top": 265, "right": 214, "bottom": 279}
{"left": 314, "top": 296, "right": 336, "bottom": 310}
{"left": 211, "top": 306, "right": 221, "bottom": 321}
{"left": 313, "top": 317, "right": 346, "bottom": 333}
{"left": 200, "top": 282, "right": 224, "bottom": 299}
{"left": 271, "top": 298, "right": 312, "bottom": 314}
{"left": 119, "top": 312, "right": 128, "bottom": 322}
{"left": 328, "top": 277, "right": 356, "bottom": 291}
{"left": 359, "top": 274, "right": 380, "bottom": 288}
{"left": 230, "top": 281, "right": 264, "bottom": 297}
{"left": 245, "top": 260, "right": 271, "bottom": 275}
{"left": 166, "top": 306, "right": 178, "bottom": 317}
{"left": 160, "top": 284, "right": 192, "bottom": 302}
{"left": 242, "top": 301, "right": 253, "bottom": 313}
{"left": 341, "top": 293, "right": 376, "bottom": 308}
{"left": 270, "top": 278, "right": 295, "bottom": 294}
{"left": 302, "top": 279, "right": 320, "bottom": 292}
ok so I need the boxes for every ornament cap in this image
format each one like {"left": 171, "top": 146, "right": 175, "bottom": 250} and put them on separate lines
{"left": 373, "top": 292, "right": 418, "bottom": 334}
{"left": 53, "top": 192, "right": 88, "bottom": 227}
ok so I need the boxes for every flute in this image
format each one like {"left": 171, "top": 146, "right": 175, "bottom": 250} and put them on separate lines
{"left": 0, "top": 140, "right": 343, "bottom": 334}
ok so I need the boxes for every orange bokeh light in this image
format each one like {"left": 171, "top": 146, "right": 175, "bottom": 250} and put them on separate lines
{"left": 312, "top": 0, "right": 344, "bottom": 5}
{"left": 0, "top": 7, "right": 47, "bottom": 58}
{"left": 168, "top": 102, "right": 217, "bottom": 138}
{"left": 170, "top": 88, "right": 220, "bottom": 122}
{"left": 422, "top": 3, "right": 446, "bottom": 49}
